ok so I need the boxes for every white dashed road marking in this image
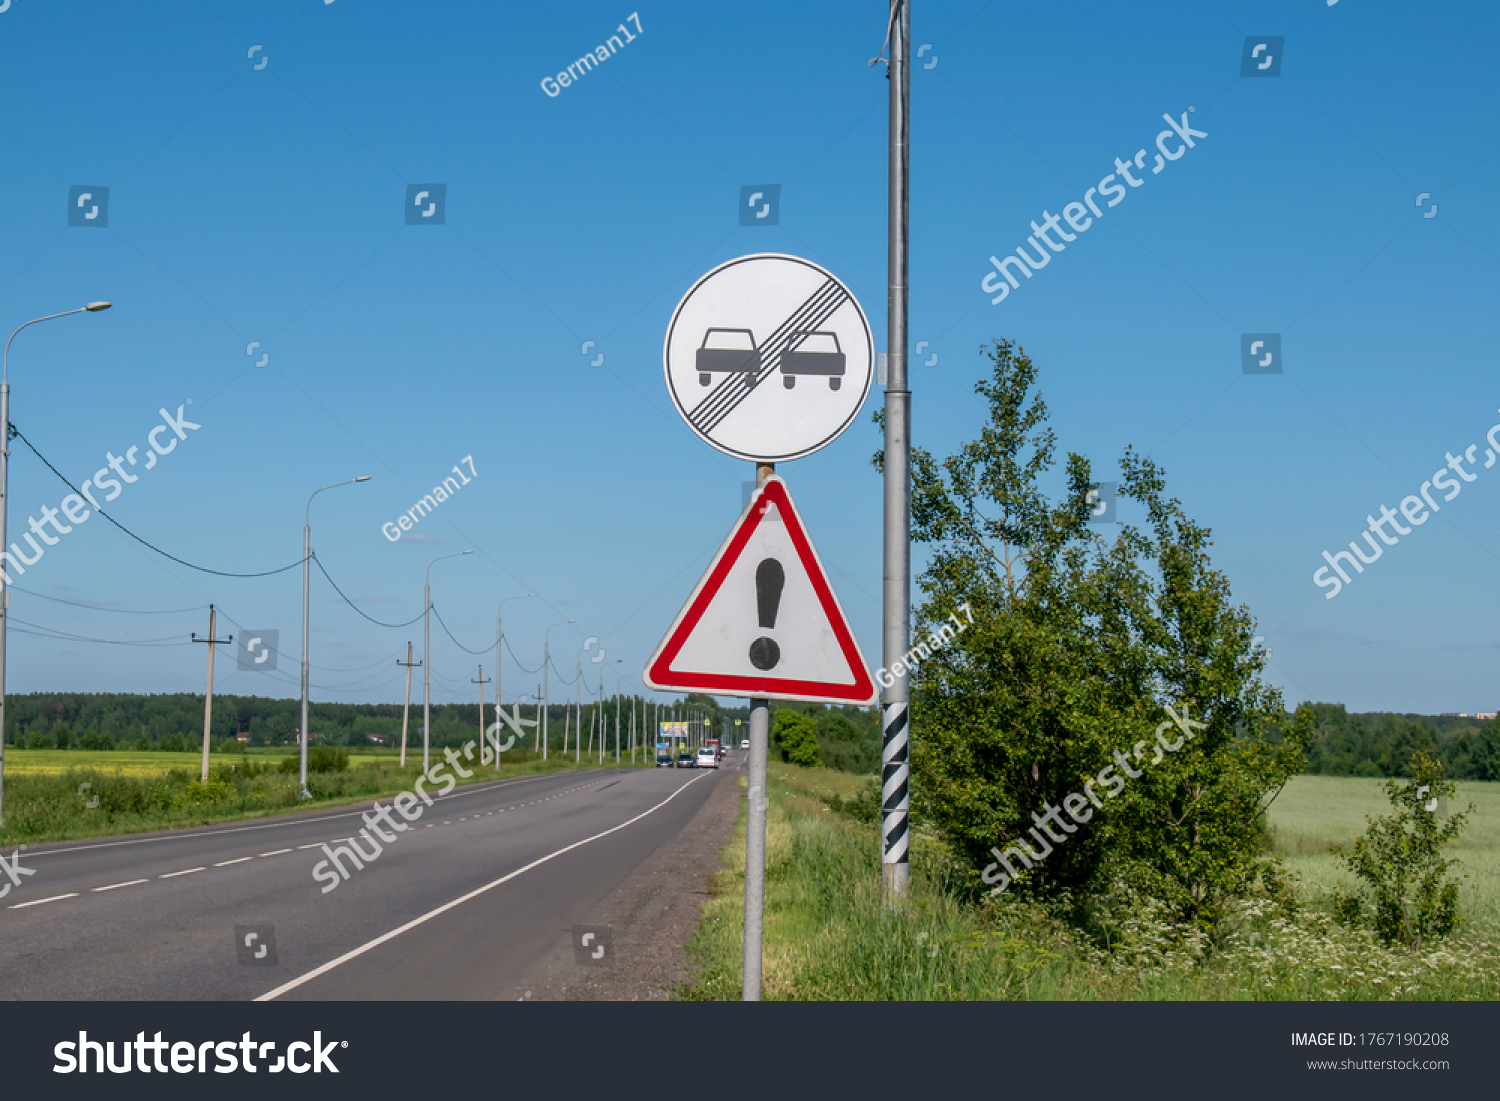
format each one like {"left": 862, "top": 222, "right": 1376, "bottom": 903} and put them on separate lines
{"left": 10, "top": 893, "right": 80, "bottom": 908}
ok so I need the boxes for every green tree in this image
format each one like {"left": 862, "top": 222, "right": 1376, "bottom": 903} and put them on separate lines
{"left": 1335, "top": 750, "right": 1471, "bottom": 947}
{"left": 881, "top": 339, "right": 1313, "bottom": 931}
{"left": 772, "top": 710, "right": 822, "bottom": 767}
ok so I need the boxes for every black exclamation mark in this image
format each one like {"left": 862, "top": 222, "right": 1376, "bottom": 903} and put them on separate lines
{"left": 748, "top": 558, "right": 784, "bottom": 671}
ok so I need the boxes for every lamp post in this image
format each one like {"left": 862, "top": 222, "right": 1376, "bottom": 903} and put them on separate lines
{"left": 423, "top": 550, "right": 473, "bottom": 773}
{"left": 300, "top": 476, "right": 371, "bottom": 798}
{"left": 496, "top": 593, "right": 536, "bottom": 732}
{"left": 542, "top": 619, "right": 574, "bottom": 760}
{"left": 607, "top": 669, "right": 631, "bottom": 766}
{"left": 0, "top": 302, "right": 110, "bottom": 822}
{"left": 596, "top": 659, "right": 621, "bottom": 764}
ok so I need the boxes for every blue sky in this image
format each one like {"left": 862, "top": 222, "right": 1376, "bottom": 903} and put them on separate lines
{"left": 0, "top": 0, "right": 1496, "bottom": 715}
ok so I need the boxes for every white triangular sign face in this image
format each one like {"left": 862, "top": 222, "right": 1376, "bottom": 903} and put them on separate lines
{"left": 643, "top": 477, "right": 877, "bottom": 704}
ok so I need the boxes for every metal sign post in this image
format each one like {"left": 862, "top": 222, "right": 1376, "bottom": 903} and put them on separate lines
{"left": 881, "top": 0, "right": 913, "bottom": 899}
{"left": 657, "top": 252, "right": 876, "bottom": 1001}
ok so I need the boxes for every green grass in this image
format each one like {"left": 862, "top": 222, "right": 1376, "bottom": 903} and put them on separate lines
{"left": 0, "top": 746, "right": 652, "bottom": 845}
{"left": 2, "top": 747, "right": 408, "bottom": 777}
{"left": 678, "top": 766, "right": 1500, "bottom": 1001}
{"left": 1270, "top": 774, "right": 1500, "bottom": 925}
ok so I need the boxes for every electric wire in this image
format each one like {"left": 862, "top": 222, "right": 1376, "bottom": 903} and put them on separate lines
{"left": 9, "top": 423, "right": 307, "bottom": 578}
{"left": 9, "top": 587, "right": 208, "bottom": 615}
{"left": 310, "top": 556, "right": 425, "bottom": 628}
{"left": 501, "top": 634, "right": 543, "bottom": 674}
{"left": 431, "top": 604, "right": 496, "bottom": 655}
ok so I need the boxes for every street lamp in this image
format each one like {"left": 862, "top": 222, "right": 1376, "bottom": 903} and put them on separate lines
{"left": 300, "top": 476, "right": 371, "bottom": 797}
{"left": 606, "top": 668, "right": 631, "bottom": 766}
{"left": 542, "top": 619, "right": 574, "bottom": 761}
{"left": 423, "top": 550, "right": 473, "bottom": 773}
{"left": 496, "top": 593, "right": 536, "bottom": 736}
{"left": 0, "top": 302, "right": 110, "bottom": 821}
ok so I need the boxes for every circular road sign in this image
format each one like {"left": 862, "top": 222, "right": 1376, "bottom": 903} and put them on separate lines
{"left": 664, "top": 253, "right": 874, "bottom": 463}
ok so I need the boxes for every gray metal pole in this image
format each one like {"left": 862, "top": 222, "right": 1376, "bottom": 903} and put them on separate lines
{"left": 0, "top": 376, "right": 8, "bottom": 817}
{"left": 0, "top": 304, "right": 111, "bottom": 821}
{"left": 880, "top": 0, "right": 913, "bottom": 899}
{"left": 301, "top": 476, "right": 369, "bottom": 797}
{"left": 301, "top": 520, "right": 312, "bottom": 797}
{"left": 423, "top": 580, "right": 431, "bottom": 774}
{"left": 542, "top": 639, "right": 549, "bottom": 760}
{"left": 742, "top": 460, "right": 774, "bottom": 1001}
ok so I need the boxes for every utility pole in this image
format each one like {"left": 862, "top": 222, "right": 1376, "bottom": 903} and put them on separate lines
{"left": 397, "top": 643, "right": 420, "bottom": 769}
{"left": 575, "top": 652, "right": 582, "bottom": 763}
{"left": 743, "top": 460, "right": 774, "bottom": 1000}
{"left": 881, "top": 0, "right": 913, "bottom": 899}
{"left": 472, "top": 665, "right": 491, "bottom": 764}
{"left": 192, "top": 605, "right": 231, "bottom": 782}
{"left": 535, "top": 683, "right": 542, "bottom": 753}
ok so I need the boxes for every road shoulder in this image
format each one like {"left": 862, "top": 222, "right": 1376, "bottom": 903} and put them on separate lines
{"left": 526, "top": 767, "right": 742, "bottom": 1001}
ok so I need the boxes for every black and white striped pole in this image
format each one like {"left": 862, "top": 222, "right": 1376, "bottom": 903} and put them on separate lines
{"left": 881, "top": 0, "right": 912, "bottom": 898}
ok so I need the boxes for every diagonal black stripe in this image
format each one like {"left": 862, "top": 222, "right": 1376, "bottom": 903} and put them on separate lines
{"left": 882, "top": 704, "right": 908, "bottom": 744}
{"left": 686, "top": 280, "right": 849, "bottom": 433}
{"left": 695, "top": 284, "right": 850, "bottom": 435}
{"left": 883, "top": 778, "right": 909, "bottom": 813}
{"left": 686, "top": 280, "right": 841, "bottom": 426}
{"left": 884, "top": 816, "right": 909, "bottom": 847}
{"left": 687, "top": 283, "right": 844, "bottom": 432}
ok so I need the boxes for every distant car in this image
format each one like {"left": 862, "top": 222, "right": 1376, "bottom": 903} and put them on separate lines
{"left": 656, "top": 754, "right": 672, "bottom": 767}
{"left": 740, "top": 739, "right": 750, "bottom": 750}
{"left": 695, "top": 747, "right": 718, "bottom": 770}
{"left": 676, "top": 753, "right": 695, "bottom": 769}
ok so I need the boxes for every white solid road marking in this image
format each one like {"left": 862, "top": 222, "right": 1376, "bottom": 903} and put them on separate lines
{"left": 9, "top": 893, "right": 80, "bottom": 908}
{"left": 256, "top": 773, "right": 709, "bottom": 1002}
{"left": 258, "top": 849, "right": 293, "bottom": 857}
{"left": 159, "top": 867, "right": 206, "bottom": 878}
{"left": 297, "top": 844, "right": 324, "bottom": 850}
{"left": 213, "top": 857, "right": 253, "bottom": 867}
{"left": 91, "top": 879, "right": 150, "bottom": 892}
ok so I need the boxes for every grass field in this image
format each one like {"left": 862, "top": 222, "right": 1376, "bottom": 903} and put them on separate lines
{"left": 1, "top": 747, "right": 406, "bottom": 777}
{"left": 0, "top": 745, "right": 651, "bottom": 845}
{"left": 679, "top": 767, "right": 1500, "bottom": 1001}
{"left": 1271, "top": 774, "right": 1500, "bottom": 926}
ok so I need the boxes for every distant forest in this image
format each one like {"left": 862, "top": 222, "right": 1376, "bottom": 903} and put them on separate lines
{"left": 1302, "top": 703, "right": 1500, "bottom": 780}
{"left": 4, "top": 692, "right": 1496, "bottom": 781}
{"left": 0, "top": 690, "right": 889, "bottom": 773}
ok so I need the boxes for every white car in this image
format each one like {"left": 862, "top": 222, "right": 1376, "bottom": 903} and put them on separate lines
{"left": 739, "top": 739, "right": 750, "bottom": 750}
{"left": 695, "top": 747, "right": 719, "bottom": 769}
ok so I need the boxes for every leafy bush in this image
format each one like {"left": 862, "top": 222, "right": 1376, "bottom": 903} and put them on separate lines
{"left": 887, "top": 339, "right": 1314, "bottom": 932}
{"left": 278, "top": 745, "right": 348, "bottom": 774}
{"left": 1335, "top": 751, "right": 1471, "bottom": 947}
{"left": 772, "top": 711, "right": 822, "bottom": 768}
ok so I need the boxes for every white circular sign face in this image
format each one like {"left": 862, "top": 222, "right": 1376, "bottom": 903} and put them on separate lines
{"left": 664, "top": 253, "right": 874, "bottom": 463}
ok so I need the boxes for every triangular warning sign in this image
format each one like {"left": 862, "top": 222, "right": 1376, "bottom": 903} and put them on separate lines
{"left": 644, "top": 477, "right": 877, "bottom": 705}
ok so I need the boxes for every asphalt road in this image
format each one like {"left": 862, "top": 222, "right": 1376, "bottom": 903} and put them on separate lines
{"left": 0, "top": 756, "right": 741, "bottom": 1000}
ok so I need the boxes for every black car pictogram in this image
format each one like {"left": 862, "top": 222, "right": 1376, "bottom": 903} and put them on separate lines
{"left": 696, "top": 328, "right": 760, "bottom": 386}
{"left": 781, "top": 330, "right": 845, "bottom": 390}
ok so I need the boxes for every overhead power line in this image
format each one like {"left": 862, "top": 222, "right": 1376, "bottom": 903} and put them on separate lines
{"left": 9, "top": 423, "right": 306, "bottom": 578}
